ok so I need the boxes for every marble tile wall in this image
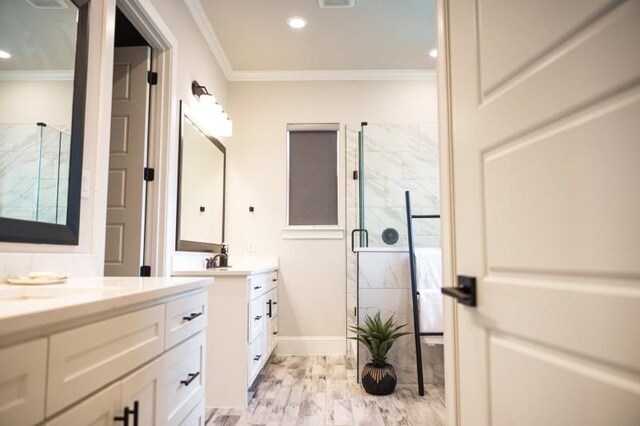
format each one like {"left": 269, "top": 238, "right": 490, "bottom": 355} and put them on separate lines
{"left": 0, "top": 124, "right": 70, "bottom": 224}
{"left": 361, "top": 123, "right": 440, "bottom": 248}
{"left": 345, "top": 123, "right": 441, "bottom": 373}
{"left": 356, "top": 250, "right": 444, "bottom": 385}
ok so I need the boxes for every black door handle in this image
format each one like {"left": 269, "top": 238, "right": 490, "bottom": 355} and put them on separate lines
{"left": 350, "top": 228, "right": 369, "bottom": 253}
{"left": 267, "top": 300, "right": 272, "bottom": 318}
{"left": 441, "top": 275, "right": 477, "bottom": 307}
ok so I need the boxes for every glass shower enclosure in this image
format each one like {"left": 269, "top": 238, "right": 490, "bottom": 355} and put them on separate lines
{"left": 346, "top": 122, "right": 444, "bottom": 386}
{"left": 0, "top": 123, "right": 71, "bottom": 224}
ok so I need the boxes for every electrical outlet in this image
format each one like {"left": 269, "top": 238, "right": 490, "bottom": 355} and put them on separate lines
{"left": 247, "top": 239, "right": 256, "bottom": 252}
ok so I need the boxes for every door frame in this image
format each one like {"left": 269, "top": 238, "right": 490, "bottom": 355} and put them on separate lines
{"left": 114, "top": 0, "right": 178, "bottom": 276}
{"left": 436, "top": 0, "right": 460, "bottom": 424}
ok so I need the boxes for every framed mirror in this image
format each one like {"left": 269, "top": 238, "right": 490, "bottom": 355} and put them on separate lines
{"left": 176, "top": 101, "right": 226, "bottom": 252}
{"left": 0, "top": 0, "right": 90, "bottom": 245}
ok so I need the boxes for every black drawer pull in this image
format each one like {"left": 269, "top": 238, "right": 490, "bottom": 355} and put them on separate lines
{"left": 267, "top": 300, "right": 272, "bottom": 318}
{"left": 273, "top": 301, "right": 278, "bottom": 305}
{"left": 180, "top": 372, "right": 200, "bottom": 386}
{"left": 254, "top": 354, "right": 262, "bottom": 362}
{"left": 114, "top": 401, "right": 138, "bottom": 426}
{"left": 254, "top": 315, "right": 262, "bottom": 320}
{"left": 253, "top": 285, "right": 262, "bottom": 290}
{"left": 273, "top": 331, "right": 278, "bottom": 335}
{"left": 272, "top": 278, "right": 277, "bottom": 282}
{"left": 182, "top": 312, "right": 203, "bottom": 322}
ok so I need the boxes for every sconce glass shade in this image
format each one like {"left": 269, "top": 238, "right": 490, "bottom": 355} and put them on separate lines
{"left": 199, "top": 93, "right": 217, "bottom": 107}
{"left": 190, "top": 79, "right": 232, "bottom": 138}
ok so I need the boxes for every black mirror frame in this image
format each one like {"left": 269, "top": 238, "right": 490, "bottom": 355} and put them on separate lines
{"left": 176, "top": 100, "right": 226, "bottom": 253}
{"left": 0, "top": 0, "right": 90, "bottom": 245}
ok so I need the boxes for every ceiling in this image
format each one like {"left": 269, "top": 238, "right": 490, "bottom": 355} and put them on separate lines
{"left": 198, "top": 0, "right": 436, "bottom": 78}
{"left": 0, "top": 0, "right": 77, "bottom": 72}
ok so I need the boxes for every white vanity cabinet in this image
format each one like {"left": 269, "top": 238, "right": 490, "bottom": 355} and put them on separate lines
{"left": 0, "top": 338, "right": 48, "bottom": 425}
{"left": 205, "top": 268, "right": 279, "bottom": 408}
{"left": 0, "top": 278, "right": 211, "bottom": 426}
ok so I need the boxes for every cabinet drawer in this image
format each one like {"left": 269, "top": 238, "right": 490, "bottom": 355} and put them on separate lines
{"left": 249, "top": 296, "right": 265, "bottom": 343}
{"left": 247, "top": 333, "right": 265, "bottom": 387}
{"left": 178, "top": 399, "right": 205, "bottom": 426}
{"left": 0, "top": 338, "right": 47, "bottom": 426}
{"left": 47, "top": 305, "right": 165, "bottom": 416}
{"left": 165, "top": 291, "right": 207, "bottom": 349}
{"left": 248, "top": 271, "right": 277, "bottom": 300}
{"left": 165, "top": 332, "right": 205, "bottom": 426}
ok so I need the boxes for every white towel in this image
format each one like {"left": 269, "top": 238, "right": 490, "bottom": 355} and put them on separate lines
{"left": 414, "top": 248, "right": 443, "bottom": 335}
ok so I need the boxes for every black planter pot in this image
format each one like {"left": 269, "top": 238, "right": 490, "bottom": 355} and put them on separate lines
{"left": 361, "top": 362, "right": 397, "bottom": 395}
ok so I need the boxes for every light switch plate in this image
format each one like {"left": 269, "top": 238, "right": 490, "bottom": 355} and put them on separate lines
{"left": 247, "top": 239, "right": 256, "bottom": 252}
{"left": 81, "top": 169, "right": 91, "bottom": 199}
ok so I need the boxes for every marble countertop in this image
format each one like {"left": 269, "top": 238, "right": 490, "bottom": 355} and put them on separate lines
{"left": 0, "top": 276, "right": 213, "bottom": 340}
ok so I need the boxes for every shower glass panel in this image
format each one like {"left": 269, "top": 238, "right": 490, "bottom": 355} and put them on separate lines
{"left": 0, "top": 123, "right": 71, "bottom": 224}
{"left": 359, "top": 122, "right": 440, "bottom": 248}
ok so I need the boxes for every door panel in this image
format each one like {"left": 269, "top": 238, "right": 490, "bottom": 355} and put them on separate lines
{"left": 121, "top": 357, "right": 163, "bottom": 426}
{"left": 448, "top": 0, "right": 640, "bottom": 424}
{"left": 490, "top": 334, "right": 640, "bottom": 425}
{"left": 46, "top": 382, "right": 121, "bottom": 426}
{"left": 105, "top": 46, "right": 151, "bottom": 276}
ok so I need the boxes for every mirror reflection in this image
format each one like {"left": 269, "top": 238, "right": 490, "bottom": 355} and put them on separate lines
{"left": 0, "top": 0, "right": 78, "bottom": 225}
{"left": 177, "top": 104, "right": 226, "bottom": 252}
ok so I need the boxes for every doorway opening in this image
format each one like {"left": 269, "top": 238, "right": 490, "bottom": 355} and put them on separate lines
{"left": 104, "top": 7, "right": 153, "bottom": 277}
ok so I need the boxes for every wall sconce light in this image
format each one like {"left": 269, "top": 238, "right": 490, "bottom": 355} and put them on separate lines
{"left": 191, "top": 80, "right": 211, "bottom": 98}
{"left": 191, "top": 80, "right": 233, "bottom": 138}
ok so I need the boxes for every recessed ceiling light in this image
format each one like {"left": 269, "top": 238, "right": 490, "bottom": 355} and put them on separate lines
{"left": 287, "top": 16, "right": 307, "bottom": 29}
{"left": 0, "top": 50, "right": 11, "bottom": 59}
{"left": 429, "top": 48, "right": 438, "bottom": 58}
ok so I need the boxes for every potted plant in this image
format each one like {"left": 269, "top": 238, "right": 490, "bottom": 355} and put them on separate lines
{"left": 349, "top": 311, "right": 410, "bottom": 395}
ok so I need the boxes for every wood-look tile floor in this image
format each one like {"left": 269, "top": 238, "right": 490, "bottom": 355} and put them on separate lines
{"left": 205, "top": 355, "right": 446, "bottom": 426}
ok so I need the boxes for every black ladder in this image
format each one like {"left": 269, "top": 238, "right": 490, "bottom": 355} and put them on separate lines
{"left": 405, "top": 190, "right": 442, "bottom": 397}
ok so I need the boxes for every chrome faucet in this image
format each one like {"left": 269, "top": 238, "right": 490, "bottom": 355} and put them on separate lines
{"left": 205, "top": 244, "right": 229, "bottom": 269}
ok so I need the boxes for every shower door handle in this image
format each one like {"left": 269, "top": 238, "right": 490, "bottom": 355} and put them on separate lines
{"left": 350, "top": 229, "right": 368, "bottom": 253}
{"left": 442, "top": 275, "right": 477, "bottom": 307}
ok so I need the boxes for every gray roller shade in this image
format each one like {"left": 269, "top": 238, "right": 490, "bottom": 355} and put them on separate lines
{"left": 288, "top": 128, "right": 338, "bottom": 226}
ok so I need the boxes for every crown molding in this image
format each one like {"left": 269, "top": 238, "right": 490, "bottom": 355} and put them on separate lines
{"left": 184, "top": 0, "right": 436, "bottom": 82}
{"left": 0, "top": 70, "right": 74, "bottom": 81}
{"left": 230, "top": 69, "right": 436, "bottom": 82}
{"left": 184, "top": 0, "right": 233, "bottom": 80}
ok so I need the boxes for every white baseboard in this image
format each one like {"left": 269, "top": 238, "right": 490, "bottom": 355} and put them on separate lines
{"left": 275, "top": 336, "right": 346, "bottom": 356}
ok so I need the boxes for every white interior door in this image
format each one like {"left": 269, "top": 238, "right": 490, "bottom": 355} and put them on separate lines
{"left": 446, "top": 0, "right": 640, "bottom": 424}
{"left": 105, "top": 46, "right": 151, "bottom": 276}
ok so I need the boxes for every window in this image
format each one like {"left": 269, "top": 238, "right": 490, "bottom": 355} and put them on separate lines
{"left": 286, "top": 124, "right": 341, "bottom": 237}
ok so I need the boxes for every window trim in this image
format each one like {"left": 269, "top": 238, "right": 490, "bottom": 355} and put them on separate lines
{"left": 285, "top": 123, "right": 341, "bottom": 232}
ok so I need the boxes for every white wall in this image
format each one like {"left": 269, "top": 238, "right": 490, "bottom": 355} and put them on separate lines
{"left": 0, "top": 0, "right": 228, "bottom": 280}
{"left": 226, "top": 80, "right": 438, "bottom": 348}
{"left": 0, "top": 80, "right": 73, "bottom": 126}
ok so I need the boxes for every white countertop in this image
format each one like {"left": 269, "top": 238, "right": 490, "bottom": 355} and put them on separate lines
{"left": 0, "top": 276, "right": 213, "bottom": 340}
{"left": 172, "top": 264, "right": 278, "bottom": 277}
{"left": 172, "top": 256, "right": 279, "bottom": 277}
